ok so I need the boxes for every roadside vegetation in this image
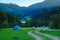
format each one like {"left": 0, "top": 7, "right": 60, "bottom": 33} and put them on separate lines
{"left": 39, "top": 30, "right": 60, "bottom": 37}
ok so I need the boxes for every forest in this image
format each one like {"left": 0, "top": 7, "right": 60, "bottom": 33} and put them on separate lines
{"left": 0, "top": 7, "right": 60, "bottom": 29}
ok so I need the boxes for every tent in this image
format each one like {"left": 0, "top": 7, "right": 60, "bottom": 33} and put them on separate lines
{"left": 13, "top": 26, "right": 20, "bottom": 30}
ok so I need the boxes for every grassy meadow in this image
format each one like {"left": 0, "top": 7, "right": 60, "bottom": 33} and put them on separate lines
{"left": 0, "top": 28, "right": 34, "bottom": 40}
{"left": 39, "top": 30, "right": 60, "bottom": 37}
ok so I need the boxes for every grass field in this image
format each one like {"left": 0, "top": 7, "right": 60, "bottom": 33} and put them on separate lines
{"left": 0, "top": 28, "right": 34, "bottom": 40}
{"left": 39, "top": 30, "right": 60, "bottom": 37}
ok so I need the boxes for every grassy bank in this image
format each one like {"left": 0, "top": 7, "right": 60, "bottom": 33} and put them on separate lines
{"left": 0, "top": 28, "right": 34, "bottom": 40}
{"left": 39, "top": 30, "right": 60, "bottom": 37}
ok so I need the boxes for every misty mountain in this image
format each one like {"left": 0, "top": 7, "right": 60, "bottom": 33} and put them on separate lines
{"left": 0, "top": 0, "right": 60, "bottom": 18}
{"left": 24, "top": 0, "right": 60, "bottom": 16}
{"left": 0, "top": 3, "right": 25, "bottom": 18}
{"left": 17, "top": 0, "right": 60, "bottom": 17}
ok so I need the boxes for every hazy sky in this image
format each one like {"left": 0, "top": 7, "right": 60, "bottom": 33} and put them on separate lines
{"left": 0, "top": 0, "right": 45, "bottom": 7}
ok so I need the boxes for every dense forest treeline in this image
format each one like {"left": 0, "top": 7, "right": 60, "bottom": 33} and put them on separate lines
{"left": 0, "top": 10, "right": 21, "bottom": 28}
{"left": 31, "top": 7, "right": 60, "bottom": 29}
{"left": 0, "top": 7, "right": 60, "bottom": 29}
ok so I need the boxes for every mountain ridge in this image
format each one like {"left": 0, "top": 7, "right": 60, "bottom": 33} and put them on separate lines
{"left": 0, "top": 0, "right": 60, "bottom": 18}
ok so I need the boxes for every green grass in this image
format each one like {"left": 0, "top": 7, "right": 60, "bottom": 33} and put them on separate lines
{"left": 0, "top": 28, "right": 34, "bottom": 40}
{"left": 39, "top": 30, "right": 60, "bottom": 37}
{"left": 32, "top": 31, "right": 51, "bottom": 40}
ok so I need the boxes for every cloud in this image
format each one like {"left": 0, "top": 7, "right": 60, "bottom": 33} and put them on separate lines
{"left": 0, "top": 0, "right": 45, "bottom": 7}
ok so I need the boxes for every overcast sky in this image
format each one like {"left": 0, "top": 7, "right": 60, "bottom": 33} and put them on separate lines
{"left": 0, "top": 0, "right": 45, "bottom": 7}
